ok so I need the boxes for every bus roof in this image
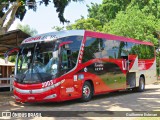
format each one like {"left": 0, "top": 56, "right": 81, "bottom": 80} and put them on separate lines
{"left": 22, "top": 30, "right": 154, "bottom": 46}
{"left": 22, "top": 30, "right": 85, "bottom": 44}
{"left": 85, "top": 30, "right": 154, "bottom": 46}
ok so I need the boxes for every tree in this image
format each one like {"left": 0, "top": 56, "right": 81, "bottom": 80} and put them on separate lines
{"left": 87, "top": 0, "right": 131, "bottom": 24}
{"left": 87, "top": 3, "right": 102, "bottom": 23}
{"left": 17, "top": 23, "right": 38, "bottom": 36}
{"left": 87, "top": 0, "right": 160, "bottom": 25}
{"left": 0, "top": 0, "right": 83, "bottom": 35}
{"left": 66, "top": 18, "right": 103, "bottom": 31}
{"left": 103, "top": 7, "right": 159, "bottom": 45}
{"left": 52, "top": 26, "right": 65, "bottom": 31}
{"left": 7, "top": 24, "right": 38, "bottom": 63}
{"left": 0, "top": 0, "right": 22, "bottom": 35}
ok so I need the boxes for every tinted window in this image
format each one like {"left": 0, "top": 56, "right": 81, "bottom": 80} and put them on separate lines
{"left": 145, "top": 45, "right": 155, "bottom": 59}
{"left": 60, "top": 36, "right": 83, "bottom": 70}
{"left": 129, "top": 44, "right": 154, "bottom": 59}
{"left": 102, "top": 39, "right": 121, "bottom": 58}
{"left": 82, "top": 37, "right": 104, "bottom": 62}
{"left": 83, "top": 37, "right": 155, "bottom": 61}
{"left": 83, "top": 37, "right": 129, "bottom": 62}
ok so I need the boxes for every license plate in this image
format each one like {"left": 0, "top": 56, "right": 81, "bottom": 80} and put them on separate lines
{"left": 28, "top": 97, "right": 35, "bottom": 100}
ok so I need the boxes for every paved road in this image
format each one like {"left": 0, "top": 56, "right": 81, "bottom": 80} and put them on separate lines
{"left": 0, "top": 83, "right": 160, "bottom": 119}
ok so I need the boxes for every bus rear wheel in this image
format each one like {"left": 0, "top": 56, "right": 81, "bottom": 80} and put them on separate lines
{"left": 81, "top": 81, "right": 93, "bottom": 102}
{"left": 133, "top": 76, "right": 145, "bottom": 92}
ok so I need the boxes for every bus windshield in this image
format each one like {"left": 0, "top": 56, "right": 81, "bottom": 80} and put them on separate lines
{"left": 15, "top": 41, "right": 59, "bottom": 84}
{"left": 15, "top": 35, "right": 83, "bottom": 84}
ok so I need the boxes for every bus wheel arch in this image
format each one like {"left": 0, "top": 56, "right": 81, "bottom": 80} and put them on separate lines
{"left": 81, "top": 80, "right": 94, "bottom": 102}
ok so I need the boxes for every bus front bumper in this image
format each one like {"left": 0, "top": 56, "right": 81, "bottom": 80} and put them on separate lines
{"left": 13, "top": 88, "right": 61, "bottom": 102}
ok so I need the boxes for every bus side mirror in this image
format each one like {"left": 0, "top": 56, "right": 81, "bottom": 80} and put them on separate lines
{"left": 4, "top": 48, "right": 19, "bottom": 64}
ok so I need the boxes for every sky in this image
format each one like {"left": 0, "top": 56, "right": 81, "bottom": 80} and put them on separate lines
{"left": 9, "top": 0, "right": 102, "bottom": 34}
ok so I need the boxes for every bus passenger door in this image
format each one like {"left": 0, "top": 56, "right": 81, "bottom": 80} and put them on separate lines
{"left": 59, "top": 38, "right": 84, "bottom": 99}
{"left": 59, "top": 48, "right": 74, "bottom": 99}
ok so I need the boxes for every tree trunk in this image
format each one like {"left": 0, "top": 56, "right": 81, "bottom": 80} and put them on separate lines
{"left": 0, "top": 1, "right": 20, "bottom": 35}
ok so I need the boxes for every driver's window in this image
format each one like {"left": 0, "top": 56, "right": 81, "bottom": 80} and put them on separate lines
{"left": 59, "top": 36, "right": 82, "bottom": 75}
{"left": 61, "top": 49, "right": 71, "bottom": 70}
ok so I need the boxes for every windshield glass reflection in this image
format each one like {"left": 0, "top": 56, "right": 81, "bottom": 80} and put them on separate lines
{"left": 16, "top": 41, "right": 59, "bottom": 83}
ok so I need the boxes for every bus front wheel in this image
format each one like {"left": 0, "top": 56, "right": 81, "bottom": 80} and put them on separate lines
{"left": 81, "top": 81, "right": 93, "bottom": 102}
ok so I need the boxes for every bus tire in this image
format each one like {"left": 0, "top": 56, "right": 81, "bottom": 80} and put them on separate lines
{"left": 133, "top": 76, "right": 145, "bottom": 92}
{"left": 81, "top": 81, "right": 93, "bottom": 102}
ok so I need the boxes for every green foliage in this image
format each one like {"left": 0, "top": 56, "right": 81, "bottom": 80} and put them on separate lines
{"left": 128, "top": 0, "right": 160, "bottom": 19}
{"left": 103, "top": 7, "right": 159, "bottom": 45}
{"left": 87, "top": 0, "right": 160, "bottom": 24}
{"left": 17, "top": 23, "right": 38, "bottom": 36}
{"left": 52, "top": 26, "right": 65, "bottom": 31}
{"left": 8, "top": 55, "right": 16, "bottom": 63}
{"left": 52, "top": 0, "right": 84, "bottom": 23}
{"left": 66, "top": 18, "right": 103, "bottom": 31}
{"left": 87, "top": 0, "right": 131, "bottom": 24}
{"left": 0, "top": 0, "right": 34, "bottom": 21}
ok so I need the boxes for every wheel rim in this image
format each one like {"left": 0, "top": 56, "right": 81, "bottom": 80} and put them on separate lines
{"left": 83, "top": 85, "right": 91, "bottom": 98}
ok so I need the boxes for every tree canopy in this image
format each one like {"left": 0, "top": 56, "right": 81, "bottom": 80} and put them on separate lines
{"left": 17, "top": 23, "right": 38, "bottom": 36}
{"left": 103, "top": 6, "right": 160, "bottom": 45}
{"left": 87, "top": 0, "right": 160, "bottom": 24}
{"left": 68, "top": 0, "right": 160, "bottom": 46}
{"left": 66, "top": 17, "right": 102, "bottom": 31}
{"left": 0, "top": 0, "right": 83, "bottom": 35}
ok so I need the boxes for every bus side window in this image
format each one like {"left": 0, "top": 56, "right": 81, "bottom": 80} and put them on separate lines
{"left": 82, "top": 37, "right": 103, "bottom": 62}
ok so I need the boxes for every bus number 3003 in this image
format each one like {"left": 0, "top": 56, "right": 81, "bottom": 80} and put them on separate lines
{"left": 42, "top": 80, "right": 53, "bottom": 88}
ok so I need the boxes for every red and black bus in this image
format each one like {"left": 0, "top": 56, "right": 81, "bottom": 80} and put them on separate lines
{"left": 5, "top": 30, "right": 157, "bottom": 102}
